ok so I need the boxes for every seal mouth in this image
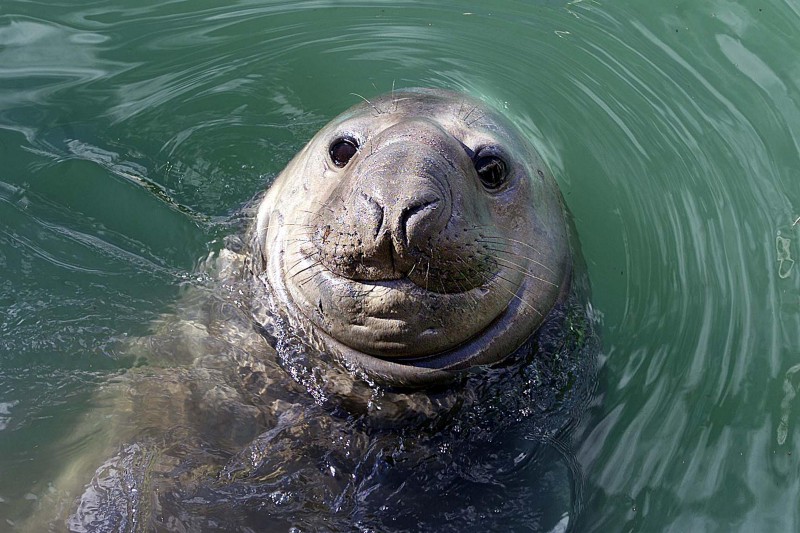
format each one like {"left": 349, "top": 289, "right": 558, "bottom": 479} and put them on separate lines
{"left": 280, "top": 240, "right": 522, "bottom": 361}
{"left": 299, "top": 244, "right": 500, "bottom": 297}
{"left": 279, "top": 247, "right": 540, "bottom": 379}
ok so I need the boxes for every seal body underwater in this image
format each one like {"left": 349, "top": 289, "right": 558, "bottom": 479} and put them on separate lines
{"left": 25, "top": 88, "right": 596, "bottom": 532}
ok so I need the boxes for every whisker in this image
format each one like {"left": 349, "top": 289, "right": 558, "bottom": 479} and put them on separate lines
{"left": 456, "top": 100, "right": 465, "bottom": 122}
{"left": 284, "top": 235, "right": 316, "bottom": 250}
{"left": 285, "top": 255, "right": 307, "bottom": 273}
{"left": 479, "top": 235, "right": 545, "bottom": 256}
{"left": 489, "top": 276, "right": 543, "bottom": 317}
{"left": 287, "top": 258, "right": 319, "bottom": 280}
{"left": 280, "top": 223, "right": 315, "bottom": 228}
{"left": 479, "top": 244, "right": 557, "bottom": 276}
{"left": 424, "top": 261, "right": 431, "bottom": 292}
{"left": 449, "top": 256, "right": 482, "bottom": 308}
{"left": 463, "top": 104, "right": 478, "bottom": 123}
{"left": 406, "top": 259, "right": 419, "bottom": 278}
{"left": 492, "top": 256, "right": 559, "bottom": 287}
{"left": 296, "top": 263, "right": 323, "bottom": 287}
{"left": 294, "top": 209, "right": 326, "bottom": 219}
{"left": 283, "top": 237, "right": 315, "bottom": 245}
{"left": 351, "top": 92, "right": 384, "bottom": 116}
{"left": 459, "top": 104, "right": 486, "bottom": 128}
{"left": 285, "top": 246, "right": 322, "bottom": 278}
{"left": 305, "top": 200, "right": 336, "bottom": 214}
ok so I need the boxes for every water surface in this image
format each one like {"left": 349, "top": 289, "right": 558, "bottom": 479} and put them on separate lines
{"left": 1, "top": 0, "right": 799, "bottom": 531}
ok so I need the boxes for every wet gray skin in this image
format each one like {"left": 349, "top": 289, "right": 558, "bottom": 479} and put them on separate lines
{"left": 23, "top": 89, "right": 593, "bottom": 532}
{"left": 249, "top": 88, "right": 572, "bottom": 386}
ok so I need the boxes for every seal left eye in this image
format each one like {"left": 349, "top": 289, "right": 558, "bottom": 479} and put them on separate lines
{"left": 329, "top": 137, "right": 359, "bottom": 168}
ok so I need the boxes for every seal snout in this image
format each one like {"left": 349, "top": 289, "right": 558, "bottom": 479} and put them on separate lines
{"left": 356, "top": 120, "right": 459, "bottom": 255}
{"left": 314, "top": 126, "right": 462, "bottom": 283}
{"left": 353, "top": 174, "right": 450, "bottom": 278}
{"left": 367, "top": 179, "right": 448, "bottom": 246}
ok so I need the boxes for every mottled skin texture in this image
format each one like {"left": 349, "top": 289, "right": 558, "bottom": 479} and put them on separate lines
{"left": 23, "top": 89, "right": 590, "bottom": 532}
{"left": 249, "top": 88, "right": 572, "bottom": 386}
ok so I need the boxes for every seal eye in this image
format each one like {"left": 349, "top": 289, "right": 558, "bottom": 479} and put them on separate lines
{"left": 475, "top": 154, "right": 508, "bottom": 190}
{"left": 329, "top": 137, "right": 359, "bottom": 168}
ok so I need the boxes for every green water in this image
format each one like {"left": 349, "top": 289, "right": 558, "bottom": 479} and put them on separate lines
{"left": 1, "top": 0, "right": 798, "bottom": 531}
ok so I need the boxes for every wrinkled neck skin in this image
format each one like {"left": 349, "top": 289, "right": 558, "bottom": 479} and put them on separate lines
{"left": 248, "top": 89, "right": 572, "bottom": 389}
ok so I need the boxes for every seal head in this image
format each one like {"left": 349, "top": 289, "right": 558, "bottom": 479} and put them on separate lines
{"left": 250, "top": 88, "right": 571, "bottom": 386}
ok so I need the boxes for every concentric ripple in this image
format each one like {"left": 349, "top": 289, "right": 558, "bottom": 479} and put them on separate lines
{"left": 0, "top": 0, "right": 798, "bottom": 531}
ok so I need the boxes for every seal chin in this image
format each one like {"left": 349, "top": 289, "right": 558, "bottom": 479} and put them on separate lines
{"left": 332, "top": 277, "right": 493, "bottom": 357}
{"left": 345, "top": 317, "right": 442, "bottom": 355}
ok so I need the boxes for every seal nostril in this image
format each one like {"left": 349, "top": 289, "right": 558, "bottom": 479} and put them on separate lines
{"left": 404, "top": 198, "right": 440, "bottom": 220}
{"left": 400, "top": 196, "right": 442, "bottom": 245}
{"left": 358, "top": 192, "right": 385, "bottom": 240}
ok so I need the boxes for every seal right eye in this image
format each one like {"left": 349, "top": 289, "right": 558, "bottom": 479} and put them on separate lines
{"left": 329, "top": 137, "right": 359, "bottom": 168}
{"left": 475, "top": 154, "right": 508, "bottom": 191}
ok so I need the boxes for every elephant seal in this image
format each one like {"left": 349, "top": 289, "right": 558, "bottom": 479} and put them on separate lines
{"left": 24, "top": 89, "right": 594, "bottom": 532}
{"left": 248, "top": 88, "right": 572, "bottom": 387}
